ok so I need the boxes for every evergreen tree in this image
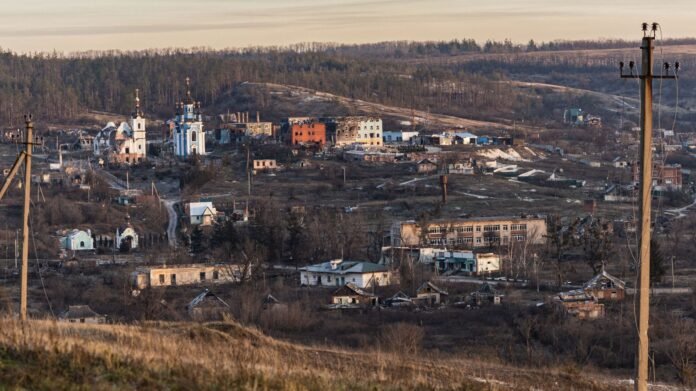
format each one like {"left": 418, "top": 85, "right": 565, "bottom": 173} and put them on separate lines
{"left": 650, "top": 239, "right": 666, "bottom": 284}
{"left": 190, "top": 226, "right": 205, "bottom": 256}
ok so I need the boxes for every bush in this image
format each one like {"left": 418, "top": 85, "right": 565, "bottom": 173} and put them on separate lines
{"left": 379, "top": 322, "right": 424, "bottom": 355}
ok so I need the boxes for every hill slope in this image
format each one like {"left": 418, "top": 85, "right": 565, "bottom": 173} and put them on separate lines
{"left": 0, "top": 317, "right": 629, "bottom": 390}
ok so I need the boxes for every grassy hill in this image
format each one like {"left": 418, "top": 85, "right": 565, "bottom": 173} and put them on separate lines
{"left": 0, "top": 317, "right": 628, "bottom": 390}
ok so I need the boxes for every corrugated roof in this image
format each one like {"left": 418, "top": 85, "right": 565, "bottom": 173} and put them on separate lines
{"left": 301, "top": 259, "right": 388, "bottom": 275}
{"left": 584, "top": 270, "right": 626, "bottom": 290}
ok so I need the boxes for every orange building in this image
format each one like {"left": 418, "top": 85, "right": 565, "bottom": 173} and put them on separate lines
{"left": 289, "top": 122, "right": 326, "bottom": 146}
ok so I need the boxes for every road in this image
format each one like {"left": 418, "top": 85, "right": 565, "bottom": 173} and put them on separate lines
{"left": 163, "top": 199, "right": 179, "bottom": 248}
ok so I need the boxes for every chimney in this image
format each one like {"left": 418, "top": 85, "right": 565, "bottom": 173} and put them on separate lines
{"left": 246, "top": 112, "right": 250, "bottom": 123}
{"left": 256, "top": 111, "right": 260, "bottom": 123}
{"left": 440, "top": 175, "right": 448, "bottom": 204}
{"left": 236, "top": 112, "right": 241, "bottom": 123}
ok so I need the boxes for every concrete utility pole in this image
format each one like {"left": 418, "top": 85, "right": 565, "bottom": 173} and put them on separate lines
{"left": 620, "top": 23, "right": 678, "bottom": 391}
{"left": 20, "top": 115, "right": 33, "bottom": 321}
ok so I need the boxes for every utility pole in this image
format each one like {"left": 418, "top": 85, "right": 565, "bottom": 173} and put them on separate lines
{"left": 20, "top": 115, "right": 33, "bottom": 321}
{"left": 620, "top": 23, "right": 678, "bottom": 391}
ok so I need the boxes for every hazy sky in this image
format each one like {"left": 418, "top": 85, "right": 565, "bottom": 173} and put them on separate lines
{"left": 2, "top": 0, "right": 695, "bottom": 53}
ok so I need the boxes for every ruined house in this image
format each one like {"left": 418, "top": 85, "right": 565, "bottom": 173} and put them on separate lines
{"left": 415, "top": 281, "right": 448, "bottom": 306}
{"left": 554, "top": 290, "right": 605, "bottom": 319}
{"left": 583, "top": 270, "right": 626, "bottom": 302}
{"left": 187, "top": 289, "right": 231, "bottom": 321}
{"left": 469, "top": 283, "right": 503, "bottom": 306}
{"left": 329, "top": 283, "right": 379, "bottom": 308}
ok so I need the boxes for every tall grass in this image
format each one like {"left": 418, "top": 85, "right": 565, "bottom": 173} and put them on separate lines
{"left": 0, "top": 317, "right": 625, "bottom": 390}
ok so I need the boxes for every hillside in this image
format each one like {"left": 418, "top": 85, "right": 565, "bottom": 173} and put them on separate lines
{"left": 0, "top": 317, "right": 628, "bottom": 390}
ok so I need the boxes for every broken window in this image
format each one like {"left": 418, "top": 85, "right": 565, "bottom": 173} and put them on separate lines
{"left": 171, "top": 274, "right": 177, "bottom": 285}
{"left": 213, "top": 271, "right": 219, "bottom": 280}
{"left": 200, "top": 272, "right": 206, "bottom": 281}
{"left": 159, "top": 274, "right": 165, "bottom": 284}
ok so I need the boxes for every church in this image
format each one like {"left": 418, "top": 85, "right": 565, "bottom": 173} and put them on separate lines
{"left": 173, "top": 78, "right": 206, "bottom": 157}
{"left": 93, "top": 90, "right": 147, "bottom": 165}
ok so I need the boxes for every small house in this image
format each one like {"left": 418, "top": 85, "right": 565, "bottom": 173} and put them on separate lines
{"left": 330, "top": 283, "right": 378, "bottom": 307}
{"left": 252, "top": 159, "right": 279, "bottom": 173}
{"left": 417, "top": 159, "right": 438, "bottom": 174}
{"left": 555, "top": 290, "right": 605, "bottom": 319}
{"left": 59, "top": 305, "right": 106, "bottom": 324}
{"left": 415, "top": 281, "right": 448, "bottom": 306}
{"left": 187, "top": 289, "right": 231, "bottom": 321}
{"left": 188, "top": 201, "right": 218, "bottom": 226}
{"left": 583, "top": 270, "right": 625, "bottom": 302}
{"left": 470, "top": 283, "right": 503, "bottom": 306}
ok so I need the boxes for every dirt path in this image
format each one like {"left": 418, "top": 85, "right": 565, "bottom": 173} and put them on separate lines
{"left": 249, "top": 82, "right": 516, "bottom": 131}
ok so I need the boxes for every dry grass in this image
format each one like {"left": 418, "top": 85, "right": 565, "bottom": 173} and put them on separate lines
{"left": 0, "top": 317, "right": 628, "bottom": 390}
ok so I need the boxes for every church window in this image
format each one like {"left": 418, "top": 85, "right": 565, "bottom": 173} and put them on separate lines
{"left": 191, "top": 132, "right": 197, "bottom": 142}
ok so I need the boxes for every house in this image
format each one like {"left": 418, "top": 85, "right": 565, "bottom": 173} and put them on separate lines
{"left": 252, "top": 159, "right": 278, "bottom": 173}
{"left": 583, "top": 270, "right": 625, "bottom": 302}
{"left": 58, "top": 305, "right": 106, "bottom": 324}
{"left": 383, "top": 130, "right": 419, "bottom": 144}
{"left": 555, "top": 290, "right": 605, "bottom": 319}
{"left": 187, "top": 289, "right": 231, "bottom": 321}
{"left": 131, "top": 263, "right": 248, "bottom": 289}
{"left": 300, "top": 259, "right": 391, "bottom": 288}
{"left": 172, "top": 78, "right": 206, "bottom": 157}
{"left": 415, "top": 281, "right": 448, "bottom": 306}
{"left": 391, "top": 215, "right": 547, "bottom": 248}
{"left": 59, "top": 229, "right": 94, "bottom": 251}
{"left": 188, "top": 201, "right": 218, "bottom": 226}
{"left": 330, "top": 283, "right": 378, "bottom": 307}
{"left": 115, "top": 215, "right": 138, "bottom": 250}
{"left": 93, "top": 90, "right": 147, "bottom": 165}
{"left": 469, "top": 283, "right": 503, "bottom": 306}
{"left": 416, "top": 159, "right": 438, "bottom": 174}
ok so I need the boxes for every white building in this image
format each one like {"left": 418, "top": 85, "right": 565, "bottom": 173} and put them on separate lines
{"left": 59, "top": 229, "right": 94, "bottom": 251}
{"left": 189, "top": 201, "right": 218, "bottom": 226}
{"left": 93, "top": 90, "right": 147, "bottom": 165}
{"left": 116, "top": 215, "right": 138, "bottom": 250}
{"left": 173, "top": 78, "right": 206, "bottom": 157}
{"left": 131, "top": 263, "right": 248, "bottom": 289}
{"left": 383, "top": 130, "right": 419, "bottom": 144}
{"left": 300, "top": 259, "right": 391, "bottom": 288}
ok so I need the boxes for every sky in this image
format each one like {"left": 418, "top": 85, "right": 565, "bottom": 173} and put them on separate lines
{"left": 1, "top": 0, "right": 695, "bottom": 53}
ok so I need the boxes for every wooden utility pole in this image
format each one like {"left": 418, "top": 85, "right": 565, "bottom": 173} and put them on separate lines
{"left": 620, "top": 23, "right": 678, "bottom": 391}
{"left": 20, "top": 115, "right": 33, "bottom": 321}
